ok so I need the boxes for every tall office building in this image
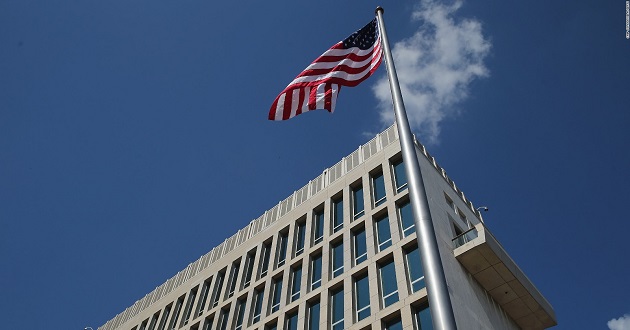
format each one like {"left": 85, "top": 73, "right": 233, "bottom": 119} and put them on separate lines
{"left": 97, "top": 124, "right": 556, "bottom": 330}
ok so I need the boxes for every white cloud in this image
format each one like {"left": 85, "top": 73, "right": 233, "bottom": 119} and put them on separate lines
{"left": 373, "top": 0, "right": 491, "bottom": 144}
{"left": 608, "top": 314, "right": 630, "bottom": 330}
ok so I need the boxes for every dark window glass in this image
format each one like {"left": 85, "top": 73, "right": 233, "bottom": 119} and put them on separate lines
{"left": 311, "top": 254, "right": 322, "bottom": 290}
{"left": 295, "top": 222, "right": 306, "bottom": 256}
{"left": 414, "top": 304, "right": 434, "bottom": 330}
{"left": 210, "top": 271, "right": 224, "bottom": 308}
{"left": 354, "top": 274, "right": 370, "bottom": 321}
{"left": 234, "top": 300, "right": 246, "bottom": 330}
{"left": 308, "top": 300, "right": 321, "bottom": 330}
{"left": 270, "top": 277, "right": 283, "bottom": 313}
{"left": 226, "top": 262, "right": 240, "bottom": 299}
{"left": 373, "top": 172, "right": 387, "bottom": 206}
{"left": 252, "top": 288, "right": 264, "bottom": 324}
{"left": 196, "top": 278, "right": 212, "bottom": 316}
{"left": 168, "top": 297, "right": 183, "bottom": 330}
{"left": 406, "top": 246, "right": 426, "bottom": 293}
{"left": 399, "top": 201, "right": 415, "bottom": 238}
{"left": 217, "top": 309, "right": 229, "bottom": 330}
{"left": 285, "top": 312, "right": 298, "bottom": 330}
{"left": 313, "top": 210, "right": 324, "bottom": 244}
{"left": 332, "top": 198, "right": 343, "bottom": 232}
{"left": 201, "top": 316, "right": 213, "bottom": 330}
{"left": 181, "top": 289, "right": 197, "bottom": 326}
{"left": 353, "top": 228, "right": 367, "bottom": 265}
{"left": 375, "top": 215, "right": 392, "bottom": 251}
{"left": 147, "top": 312, "right": 160, "bottom": 330}
{"left": 156, "top": 305, "right": 170, "bottom": 330}
{"left": 242, "top": 251, "right": 256, "bottom": 289}
{"left": 352, "top": 185, "right": 365, "bottom": 219}
{"left": 260, "top": 243, "right": 271, "bottom": 278}
{"left": 379, "top": 260, "right": 399, "bottom": 307}
{"left": 290, "top": 266, "right": 302, "bottom": 302}
{"left": 277, "top": 233, "right": 288, "bottom": 267}
{"left": 331, "top": 288, "right": 344, "bottom": 330}
{"left": 384, "top": 317, "right": 403, "bottom": 330}
{"left": 392, "top": 159, "right": 408, "bottom": 192}
{"left": 331, "top": 241, "right": 344, "bottom": 278}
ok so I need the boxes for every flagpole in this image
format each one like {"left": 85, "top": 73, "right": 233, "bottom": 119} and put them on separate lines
{"left": 375, "top": 7, "right": 457, "bottom": 330}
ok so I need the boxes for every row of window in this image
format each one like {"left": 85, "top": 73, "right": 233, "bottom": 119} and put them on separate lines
{"left": 130, "top": 157, "right": 414, "bottom": 330}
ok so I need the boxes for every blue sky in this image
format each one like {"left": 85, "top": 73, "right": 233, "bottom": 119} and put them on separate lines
{"left": 1, "top": 1, "right": 629, "bottom": 329}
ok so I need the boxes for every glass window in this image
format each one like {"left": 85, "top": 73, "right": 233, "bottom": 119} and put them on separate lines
{"left": 352, "top": 185, "right": 365, "bottom": 219}
{"left": 168, "top": 297, "right": 184, "bottom": 330}
{"left": 251, "top": 288, "right": 265, "bottom": 324}
{"left": 217, "top": 308, "right": 229, "bottom": 330}
{"left": 181, "top": 288, "right": 197, "bottom": 326}
{"left": 210, "top": 271, "right": 225, "bottom": 308}
{"left": 276, "top": 232, "right": 288, "bottom": 268}
{"left": 156, "top": 305, "right": 170, "bottom": 330}
{"left": 241, "top": 251, "right": 256, "bottom": 289}
{"left": 354, "top": 274, "right": 370, "bottom": 321}
{"left": 353, "top": 227, "right": 367, "bottom": 265}
{"left": 372, "top": 172, "right": 387, "bottom": 206}
{"left": 332, "top": 197, "right": 344, "bottom": 233}
{"left": 270, "top": 277, "right": 283, "bottom": 313}
{"left": 330, "top": 288, "right": 344, "bottom": 330}
{"left": 313, "top": 210, "right": 324, "bottom": 245}
{"left": 295, "top": 222, "right": 306, "bottom": 256}
{"left": 414, "top": 304, "right": 433, "bottom": 330}
{"left": 384, "top": 317, "right": 403, "bottom": 330}
{"left": 405, "top": 246, "right": 426, "bottom": 293}
{"left": 392, "top": 159, "right": 407, "bottom": 193}
{"left": 399, "top": 201, "right": 415, "bottom": 238}
{"left": 259, "top": 242, "right": 271, "bottom": 278}
{"left": 311, "top": 254, "right": 322, "bottom": 290}
{"left": 233, "top": 300, "right": 246, "bottom": 330}
{"left": 265, "top": 323, "right": 277, "bottom": 330}
{"left": 196, "top": 277, "right": 212, "bottom": 316}
{"left": 226, "top": 261, "right": 240, "bottom": 299}
{"left": 307, "top": 300, "right": 321, "bottom": 330}
{"left": 375, "top": 215, "right": 392, "bottom": 252}
{"left": 285, "top": 312, "right": 299, "bottom": 330}
{"left": 379, "top": 260, "right": 399, "bottom": 307}
{"left": 290, "top": 266, "right": 302, "bottom": 302}
{"left": 147, "top": 312, "right": 160, "bottom": 330}
{"left": 331, "top": 241, "right": 344, "bottom": 278}
{"left": 201, "top": 315, "right": 213, "bottom": 330}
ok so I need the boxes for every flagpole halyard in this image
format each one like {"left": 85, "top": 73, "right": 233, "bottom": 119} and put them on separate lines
{"left": 375, "top": 7, "right": 458, "bottom": 330}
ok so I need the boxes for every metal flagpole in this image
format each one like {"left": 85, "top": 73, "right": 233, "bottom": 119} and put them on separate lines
{"left": 375, "top": 7, "right": 458, "bottom": 330}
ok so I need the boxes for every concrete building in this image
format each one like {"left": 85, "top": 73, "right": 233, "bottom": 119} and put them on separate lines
{"left": 97, "top": 124, "right": 556, "bottom": 330}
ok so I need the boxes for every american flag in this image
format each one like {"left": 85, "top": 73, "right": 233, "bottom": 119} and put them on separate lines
{"left": 269, "top": 19, "right": 383, "bottom": 121}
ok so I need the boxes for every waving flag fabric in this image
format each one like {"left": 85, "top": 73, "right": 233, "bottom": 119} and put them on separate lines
{"left": 269, "top": 19, "right": 382, "bottom": 121}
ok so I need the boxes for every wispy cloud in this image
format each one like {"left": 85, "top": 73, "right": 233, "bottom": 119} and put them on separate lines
{"left": 373, "top": 0, "right": 491, "bottom": 144}
{"left": 608, "top": 314, "right": 630, "bottom": 330}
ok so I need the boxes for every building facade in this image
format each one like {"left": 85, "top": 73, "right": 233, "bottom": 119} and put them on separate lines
{"left": 97, "top": 124, "right": 556, "bottom": 330}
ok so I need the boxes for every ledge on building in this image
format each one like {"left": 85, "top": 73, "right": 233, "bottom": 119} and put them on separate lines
{"left": 453, "top": 223, "right": 557, "bottom": 330}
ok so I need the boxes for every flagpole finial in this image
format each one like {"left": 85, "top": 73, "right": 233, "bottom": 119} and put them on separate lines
{"left": 375, "top": 6, "right": 384, "bottom": 15}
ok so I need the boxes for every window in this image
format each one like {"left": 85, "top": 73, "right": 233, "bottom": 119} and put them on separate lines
{"left": 265, "top": 322, "right": 277, "bottom": 330}
{"left": 414, "top": 304, "right": 433, "bottom": 330}
{"left": 379, "top": 259, "right": 399, "bottom": 307}
{"left": 310, "top": 254, "right": 322, "bottom": 290}
{"left": 290, "top": 265, "right": 302, "bottom": 302}
{"left": 226, "top": 261, "right": 241, "bottom": 299}
{"left": 384, "top": 317, "right": 403, "bottom": 330}
{"left": 352, "top": 227, "right": 367, "bottom": 265}
{"left": 181, "top": 288, "right": 197, "bottom": 326}
{"left": 276, "top": 232, "right": 288, "bottom": 268}
{"left": 210, "top": 271, "right": 225, "bottom": 308}
{"left": 241, "top": 250, "right": 256, "bottom": 289}
{"left": 307, "top": 300, "right": 321, "bottom": 330}
{"left": 375, "top": 215, "right": 392, "bottom": 252}
{"left": 330, "top": 287, "right": 344, "bottom": 330}
{"left": 332, "top": 197, "right": 344, "bottom": 233}
{"left": 217, "top": 308, "right": 229, "bottom": 330}
{"left": 331, "top": 241, "right": 344, "bottom": 278}
{"left": 372, "top": 171, "right": 387, "bottom": 206}
{"left": 354, "top": 274, "right": 370, "bottom": 321}
{"left": 156, "top": 304, "right": 170, "bottom": 330}
{"left": 294, "top": 222, "right": 306, "bottom": 256}
{"left": 285, "top": 311, "right": 299, "bottom": 330}
{"left": 167, "top": 297, "right": 184, "bottom": 330}
{"left": 139, "top": 319, "right": 148, "bottom": 330}
{"left": 147, "top": 312, "right": 160, "bottom": 330}
{"left": 405, "top": 246, "right": 426, "bottom": 293}
{"left": 201, "top": 315, "right": 213, "bottom": 330}
{"left": 392, "top": 159, "right": 408, "bottom": 193}
{"left": 398, "top": 201, "right": 415, "bottom": 238}
{"left": 233, "top": 300, "right": 246, "bottom": 330}
{"left": 196, "top": 277, "right": 212, "bottom": 316}
{"left": 270, "top": 277, "right": 283, "bottom": 313}
{"left": 313, "top": 209, "right": 324, "bottom": 244}
{"left": 352, "top": 185, "right": 365, "bottom": 219}
{"left": 251, "top": 288, "right": 265, "bottom": 324}
{"left": 259, "top": 242, "right": 271, "bottom": 278}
